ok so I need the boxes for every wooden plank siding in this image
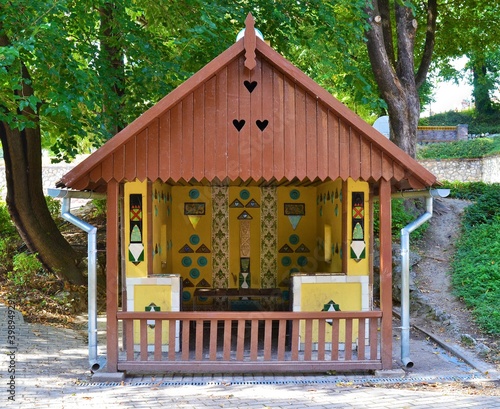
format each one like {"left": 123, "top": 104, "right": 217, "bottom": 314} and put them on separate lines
{"left": 59, "top": 38, "right": 437, "bottom": 192}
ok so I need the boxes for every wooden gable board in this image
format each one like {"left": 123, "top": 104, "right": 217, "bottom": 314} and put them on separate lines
{"left": 58, "top": 23, "right": 437, "bottom": 192}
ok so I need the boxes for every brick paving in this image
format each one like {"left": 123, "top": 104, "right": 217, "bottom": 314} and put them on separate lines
{"left": 1, "top": 303, "right": 499, "bottom": 408}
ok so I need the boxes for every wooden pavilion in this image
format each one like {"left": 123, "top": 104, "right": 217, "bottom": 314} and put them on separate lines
{"left": 57, "top": 15, "right": 437, "bottom": 374}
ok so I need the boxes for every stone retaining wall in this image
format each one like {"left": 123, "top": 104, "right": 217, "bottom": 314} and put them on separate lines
{"left": 417, "top": 124, "right": 468, "bottom": 143}
{"left": 419, "top": 155, "right": 500, "bottom": 183}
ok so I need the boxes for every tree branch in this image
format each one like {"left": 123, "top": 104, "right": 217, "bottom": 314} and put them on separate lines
{"left": 378, "top": 0, "right": 395, "bottom": 67}
{"left": 415, "top": 0, "right": 437, "bottom": 89}
{"left": 364, "top": 0, "right": 400, "bottom": 98}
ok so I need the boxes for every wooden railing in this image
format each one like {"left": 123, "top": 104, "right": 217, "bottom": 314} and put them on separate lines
{"left": 116, "top": 311, "right": 383, "bottom": 373}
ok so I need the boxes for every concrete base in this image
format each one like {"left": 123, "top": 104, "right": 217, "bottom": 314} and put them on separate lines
{"left": 374, "top": 368, "right": 406, "bottom": 378}
{"left": 91, "top": 371, "right": 126, "bottom": 383}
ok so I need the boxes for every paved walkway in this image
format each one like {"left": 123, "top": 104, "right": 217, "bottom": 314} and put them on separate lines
{"left": 1, "top": 304, "right": 498, "bottom": 408}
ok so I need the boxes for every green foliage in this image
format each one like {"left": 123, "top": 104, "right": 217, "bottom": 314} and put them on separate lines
{"left": 373, "top": 199, "right": 428, "bottom": 241}
{"left": 452, "top": 222, "right": 500, "bottom": 335}
{"left": 438, "top": 181, "right": 500, "bottom": 201}
{"left": 0, "top": 202, "right": 17, "bottom": 236}
{"left": 461, "top": 188, "right": 500, "bottom": 231}
{"left": 449, "top": 183, "right": 500, "bottom": 335}
{"left": 417, "top": 137, "right": 500, "bottom": 159}
{"left": 91, "top": 198, "right": 107, "bottom": 217}
{"left": 45, "top": 196, "right": 61, "bottom": 221}
{"left": 7, "top": 252, "right": 43, "bottom": 287}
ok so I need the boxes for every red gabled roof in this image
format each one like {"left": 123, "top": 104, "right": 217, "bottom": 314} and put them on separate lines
{"left": 58, "top": 14, "right": 437, "bottom": 193}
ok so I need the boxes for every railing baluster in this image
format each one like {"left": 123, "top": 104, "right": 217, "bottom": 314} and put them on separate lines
{"left": 168, "top": 319, "right": 176, "bottom": 361}
{"left": 195, "top": 319, "right": 204, "bottom": 361}
{"left": 370, "top": 317, "right": 379, "bottom": 360}
{"left": 317, "top": 318, "right": 326, "bottom": 361}
{"left": 181, "top": 319, "right": 190, "bottom": 360}
{"left": 250, "top": 319, "right": 259, "bottom": 361}
{"left": 209, "top": 319, "right": 218, "bottom": 361}
{"left": 223, "top": 319, "right": 231, "bottom": 360}
{"left": 277, "top": 319, "right": 286, "bottom": 361}
{"left": 236, "top": 319, "right": 246, "bottom": 361}
{"left": 291, "top": 319, "right": 299, "bottom": 361}
{"left": 140, "top": 320, "right": 148, "bottom": 361}
{"left": 126, "top": 320, "right": 134, "bottom": 361}
{"left": 154, "top": 320, "right": 163, "bottom": 361}
{"left": 304, "top": 319, "right": 313, "bottom": 361}
{"left": 264, "top": 319, "right": 272, "bottom": 360}
{"left": 331, "top": 318, "right": 339, "bottom": 360}
{"left": 357, "top": 318, "right": 366, "bottom": 360}
{"left": 345, "top": 318, "right": 353, "bottom": 361}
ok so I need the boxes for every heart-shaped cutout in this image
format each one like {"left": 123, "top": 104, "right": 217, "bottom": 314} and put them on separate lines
{"left": 256, "top": 119, "right": 269, "bottom": 131}
{"left": 233, "top": 119, "right": 246, "bottom": 131}
{"left": 244, "top": 80, "right": 258, "bottom": 93}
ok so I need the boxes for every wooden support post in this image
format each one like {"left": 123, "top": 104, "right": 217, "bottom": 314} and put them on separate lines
{"left": 378, "top": 179, "right": 393, "bottom": 369}
{"left": 106, "top": 179, "right": 120, "bottom": 372}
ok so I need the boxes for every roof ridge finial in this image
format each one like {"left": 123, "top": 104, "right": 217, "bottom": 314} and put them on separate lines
{"left": 244, "top": 13, "right": 256, "bottom": 71}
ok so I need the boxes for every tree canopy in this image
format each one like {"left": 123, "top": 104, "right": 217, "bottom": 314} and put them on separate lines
{"left": 433, "top": 0, "right": 500, "bottom": 115}
{"left": 0, "top": 0, "right": 492, "bottom": 283}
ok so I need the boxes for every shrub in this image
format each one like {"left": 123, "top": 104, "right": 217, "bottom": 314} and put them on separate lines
{"left": 452, "top": 222, "right": 500, "bottom": 335}
{"left": 7, "top": 252, "right": 44, "bottom": 287}
{"left": 91, "top": 198, "right": 107, "bottom": 217}
{"left": 461, "top": 187, "right": 500, "bottom": 231}
{"left": 373, "top": 199, "right": 428, "bottom": 241}
{"left": 438, "top": 181, "right": 499, "bottom": 201}
{"left": 0, "top": 201, "right": 16, "bottom": 236}
{"left": 417, "top": 137, "right": 500, "bottom": 160}
{"left": 45, "top": 196, "right": 61, "bottom": 221}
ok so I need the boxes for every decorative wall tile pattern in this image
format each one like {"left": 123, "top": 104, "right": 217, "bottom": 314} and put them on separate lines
{"left": 212, "top": 186, "right": 229, "bottom": 288}
{"left": 261, "top": 187, "right": 277, "bottom": 288}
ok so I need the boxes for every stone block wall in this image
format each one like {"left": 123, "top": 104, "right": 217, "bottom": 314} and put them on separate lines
{"left": 417, "top": 124, "right": 468, "bottom": 143}
{"left": 419, "top": 155, "right": 500, "bottom": 183}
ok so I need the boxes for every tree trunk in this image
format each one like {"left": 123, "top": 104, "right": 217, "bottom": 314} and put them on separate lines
{"left": 471, "top": 57, "right": 494, "bottom": 115}
{"left": 365, "top": 0, "right": 437, "bottom": 158}
{"left": 0, "top": 27, "right": 86, "bottom": 286}
{"left": 0, "top": 123, "right": 86, "bottom": 285}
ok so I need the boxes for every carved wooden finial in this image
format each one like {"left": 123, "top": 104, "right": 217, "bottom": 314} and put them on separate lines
{"left": 244, "top": 13, "right": 256, "bottom": 71}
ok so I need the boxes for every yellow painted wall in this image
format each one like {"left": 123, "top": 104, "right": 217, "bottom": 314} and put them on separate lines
{"left": 228, "top": 187, "right": 261, "bottom": 288}
{"left": 276, "top": 187, "right": 317, "bottom": 289}
{"left": 171, "top": 186, "right": 212, "bottom": 304}
{"left": 124, "top": 180, "right": 149, "bottom": 278}
{"left": 346, "top": 178, "right": 370, "bottom": 276}
{"left": 315, "top": 180, "right": 343, "bottom": 273}
{"left": 133, "top": 284, "right": 172, "bottom": 344}
{"left": 151, "top": 181, "right": 171, "bottom": 274}
{"left": 300, "top": 282, "right": 361, "bottom": 342}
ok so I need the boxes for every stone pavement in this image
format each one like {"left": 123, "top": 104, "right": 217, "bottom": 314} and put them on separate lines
{"left": 1, "top": 303, "right": 499, "bottom": 409}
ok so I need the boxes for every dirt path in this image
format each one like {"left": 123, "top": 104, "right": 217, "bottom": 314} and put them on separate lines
{"left": 410, "top": 197, "right": 498, "bottom": 368}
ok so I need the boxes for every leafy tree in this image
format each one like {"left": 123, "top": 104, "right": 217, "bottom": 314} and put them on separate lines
{"left": 0, "top": 0, "right": 182, "bottom": 284}
{"left": 433, "top": 0, "right": 500, "bottom": 116}
{"left": 364, "top": 0, "right": 437, "bottom": 158}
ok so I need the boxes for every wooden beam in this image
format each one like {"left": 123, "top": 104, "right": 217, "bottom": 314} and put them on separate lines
{"left": 378, "top": 178, "right": 393, "bottom": 369}
{"left": 106, "top": 179, "right": 120, "bottom": 372}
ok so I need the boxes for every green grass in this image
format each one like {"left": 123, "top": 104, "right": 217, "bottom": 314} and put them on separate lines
{"left": 450, "top": 183, "right": 500, "bottom": 335}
